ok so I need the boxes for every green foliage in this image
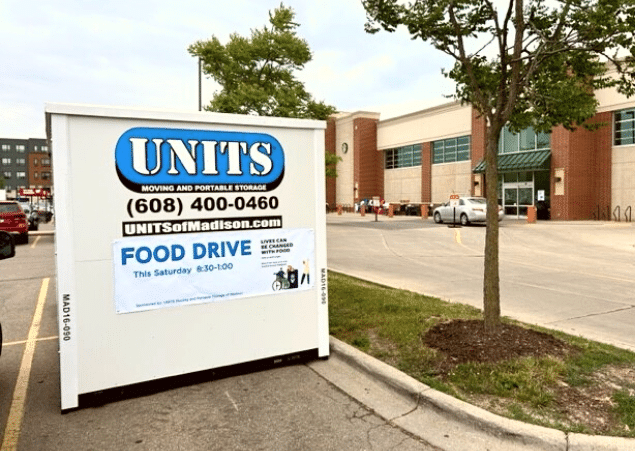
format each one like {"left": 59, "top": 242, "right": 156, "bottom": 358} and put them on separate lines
{"left": 189, "top": 3, "right": 336, "bottom": 121}
{"left": 363, "top": 0, "right": 635, "bottom": 132}
{"left": 613, "top": 390, "right": 635, "bottom": 430}
{"left": 0, "top": 175, "right": 5, "bottom": 189}
{"left": 363, "top": 0, "right": 635, "bottom": 330}
{"left": 325, "top": 151, "right": 342, "bottom": 178}
{"left": 447, "top": 357, "right": 564, "bottom": 408}
{"left": 565, "top": 341, "right": 635, "bottom": 386}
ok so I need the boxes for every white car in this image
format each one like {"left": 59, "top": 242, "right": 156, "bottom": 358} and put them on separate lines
{"left": 433, "top": 197, "right": 504, "bottom": 225}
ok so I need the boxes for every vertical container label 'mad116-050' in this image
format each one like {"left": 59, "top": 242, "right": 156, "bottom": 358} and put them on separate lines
{"left": 115, "top": 127, "right": 285, "bottom": 193}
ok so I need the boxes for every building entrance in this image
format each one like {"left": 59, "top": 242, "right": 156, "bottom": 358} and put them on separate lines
{"left": 500, "top": 171, "right": 550, "bottom": 219}
{"left": 503, "top": 183, "right": 533, "bottom": 217}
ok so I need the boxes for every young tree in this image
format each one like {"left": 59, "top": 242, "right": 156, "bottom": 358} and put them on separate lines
{"left": 188, "top": 3, "right": 336, "bottom": 121}
{"left": 363, "top": 0, "right": 635, "bottom": 332}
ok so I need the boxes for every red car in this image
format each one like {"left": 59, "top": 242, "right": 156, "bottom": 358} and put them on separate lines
{"left": 0, "top": 201, "right": 29, "bottom": 244}
{"left": 0, "top": 230, "right": 16, "bottom": 356}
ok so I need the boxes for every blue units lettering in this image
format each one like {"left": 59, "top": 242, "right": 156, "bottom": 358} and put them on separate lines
{"left": 115, "top": 127, "right": 285, "bottom": 192}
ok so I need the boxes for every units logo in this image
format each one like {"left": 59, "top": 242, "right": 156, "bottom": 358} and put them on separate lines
{"left": 115, "top": 127, "right": 285, "bottom": 193}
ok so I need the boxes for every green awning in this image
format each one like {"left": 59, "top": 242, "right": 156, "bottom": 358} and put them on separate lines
{"left": 473, "top": 150, "right": 551, "bottom": 173}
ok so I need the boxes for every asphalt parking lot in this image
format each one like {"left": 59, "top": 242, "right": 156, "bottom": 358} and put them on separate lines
{"left": 327, "top": 212, "right": 635, "bottom": 351}
{"left": 2, "top": 216, "right": 634, "bottom": 450}
{"left": 0, "top": 223, "right": 436, "bottom": 451}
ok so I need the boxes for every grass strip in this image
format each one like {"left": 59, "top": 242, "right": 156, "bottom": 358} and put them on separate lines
{"left": 328, "top": 271, "right": 635, "bottom": 437}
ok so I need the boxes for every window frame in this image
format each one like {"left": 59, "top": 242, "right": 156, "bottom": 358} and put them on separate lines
{"left": 385, "top": 144, "right": 422, "bottom": 170}
{"left": 499, "top": 125, "right": 551, "bottom": 154}
{"left": 432, "top": 136, "right": 471, "bottom": 164}
{"left": 614, "top": 108, "right": 635, "bottom": 146}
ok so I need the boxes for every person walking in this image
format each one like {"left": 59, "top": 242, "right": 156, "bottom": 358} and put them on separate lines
{"left": 301, "top": 259, "right": 310, "bottom": 285}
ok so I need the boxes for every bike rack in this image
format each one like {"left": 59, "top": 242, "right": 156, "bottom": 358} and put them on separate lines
{"left": 597, "top": 205, "right": 633, "bottom": 222}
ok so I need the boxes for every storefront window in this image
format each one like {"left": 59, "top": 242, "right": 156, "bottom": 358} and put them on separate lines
{"left": 385, "top": 144, "right": 422, "bottom": 169}
{"left": 500, "top": 125, "right": 551, "bottom": 154}
{"left": 432, "top": 136, "right": 470, "bottom": 164}
{"left": 615, "top": 108, "right": 635, "bottom": 145}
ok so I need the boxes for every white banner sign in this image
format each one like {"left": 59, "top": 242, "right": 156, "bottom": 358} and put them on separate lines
{"left": 113, "top": 228, "right": 315, "bottom": 314}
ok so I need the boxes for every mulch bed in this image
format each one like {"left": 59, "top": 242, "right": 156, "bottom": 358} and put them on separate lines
{"left": 423, "top": 319, "right": 577, "bottom": 369}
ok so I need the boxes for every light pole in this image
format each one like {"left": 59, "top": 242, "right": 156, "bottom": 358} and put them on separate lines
{"left": 198, "top": 57, "right": 202, "bottom": 112}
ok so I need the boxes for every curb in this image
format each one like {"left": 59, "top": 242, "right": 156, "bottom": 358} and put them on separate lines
{"left": 29, "top": 230, "right": 54, "bottom": 236}
{"left": 328, "top": 336, "right": 635, "bottom": 451}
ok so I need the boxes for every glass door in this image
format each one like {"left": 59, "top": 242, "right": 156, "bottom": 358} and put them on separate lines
{"left": 504, "top": 187, "right": 518, "bottom": 216}
{"left": 502, "top": 172, "right": 535, "bottom": 218}
{"left": 518, "top": 187, "right": 534, "bottom": 217}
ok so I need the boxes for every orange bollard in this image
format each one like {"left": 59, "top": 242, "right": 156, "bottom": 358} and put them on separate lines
{"left": 527, "top": 205, "right": 537, "bottom": 223}
{"left": 421, "top": 204, "right": 429, "bottom": 219}
{"left": 337, "top": 204, "right": 343, "bottom": 215}
{"left": 388, "top": 204, "right": 394, "bottom": 218}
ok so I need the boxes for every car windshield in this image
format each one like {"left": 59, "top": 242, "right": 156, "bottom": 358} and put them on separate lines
{"left": 467, "top": 198, "right": 486, "bottom": 204}
{"left": 0, "top": 203, "right": 21, "bottom": 213}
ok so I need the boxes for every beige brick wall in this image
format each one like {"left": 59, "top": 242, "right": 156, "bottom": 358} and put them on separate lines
{"left": 431, "top": 161, "right": 472, "bottom": 204}
{"left": 335, "top": 117, "right": 355, "bottom": 206}
{"left": 612, "top": 145, "right": 635, "bottom": 212}
{"left": 384, "top": 166, "right": 421, "bottom": 203}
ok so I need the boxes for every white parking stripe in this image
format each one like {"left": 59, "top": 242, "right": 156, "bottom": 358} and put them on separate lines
{"left": 3, "top": 336, "right": 58, "bottom": 347}
{"left": 30, "top": 236, "right": 40, "bottom": 249}
{"left": 1, "top": 278, "right": 49, "bottom": 451}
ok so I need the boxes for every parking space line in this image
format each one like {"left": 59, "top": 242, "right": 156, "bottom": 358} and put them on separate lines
{"left": 29, "top": 236, "right": 40, "bottom": 249}
{"left": 1, "top": 277, "right": 49, "bottom": 451}
{"left": 3, "top": 336, "right": 58, "bottom": 347}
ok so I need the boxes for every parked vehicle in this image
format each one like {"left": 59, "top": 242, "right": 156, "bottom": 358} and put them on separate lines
{"left": 0, "top": 201, "right": 29, "bottom": 243}
{"left": 433, "top": 197, "right": 504, "bottom": 225}
{"left": 0, "top": 231, "right": 17, "bottom": 356}
{"left": 33, "top": 203, "right": 53, "bottom": 223}
{"left": 19, "top": 203, "right": 40, "bottom": 231}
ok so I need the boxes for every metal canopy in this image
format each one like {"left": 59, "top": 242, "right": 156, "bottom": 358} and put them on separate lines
{"left": 473, "top": 149, "right": 551, "bottom": 173}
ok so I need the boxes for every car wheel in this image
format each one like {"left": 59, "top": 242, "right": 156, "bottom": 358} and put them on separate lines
{"left": 19, "top": 232, "right": 28, "bottom": 244}
{"left": 460, "top": 214, "right": 469, "bottom": 226}
{"left": 434, "top": 212, "right": 442, "bottom": 224}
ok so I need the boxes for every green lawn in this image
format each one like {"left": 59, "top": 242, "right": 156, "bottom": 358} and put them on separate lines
{"left": 328, "top": 271, "right": 635, "bottom": 437}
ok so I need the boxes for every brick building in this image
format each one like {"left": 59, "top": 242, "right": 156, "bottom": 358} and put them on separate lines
{"left": 0, "top": 138, "right": 52, "bottom": 199}
{"left": 327, "top": 76, "right": 635, "bottom": 221}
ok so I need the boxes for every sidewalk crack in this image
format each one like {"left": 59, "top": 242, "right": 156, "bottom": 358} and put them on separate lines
{"left": 545, "top": 305, "right": 635, "bottom": 324}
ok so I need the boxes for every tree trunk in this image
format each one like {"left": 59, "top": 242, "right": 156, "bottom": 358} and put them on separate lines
{"left": 483, "top": 127, "right": 501, "bottom": 333}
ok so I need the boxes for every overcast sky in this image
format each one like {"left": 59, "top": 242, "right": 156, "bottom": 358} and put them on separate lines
{"left": 0, "top": 0, "right": 457, "bottom": 139}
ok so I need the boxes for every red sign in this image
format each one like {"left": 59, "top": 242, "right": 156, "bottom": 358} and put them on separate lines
{"left": 19, "top": 188, "right": 50, "bottom": 198}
